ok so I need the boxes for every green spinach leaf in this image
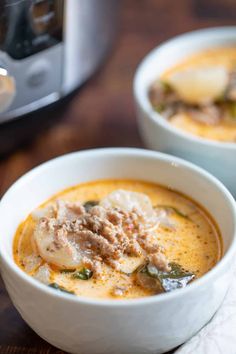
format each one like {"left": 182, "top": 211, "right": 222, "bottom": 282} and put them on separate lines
{"left": 49, "top": 283, "right": 74, "bottom": 295}
{"left": 83, "top": 200, "right": 99, "bottom": 212}
{"left": 72, "top": 268, "right": 93, "bottom": 280}
{"left": 136, "top": 262, "right": 195, "bottom": 293}
{"left": 60, "top": 269, "right": 76, "bottom": 274}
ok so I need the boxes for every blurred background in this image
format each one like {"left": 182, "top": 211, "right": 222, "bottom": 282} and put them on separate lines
{"left": 0, "top": 0, "right": 236, "bottom": 352}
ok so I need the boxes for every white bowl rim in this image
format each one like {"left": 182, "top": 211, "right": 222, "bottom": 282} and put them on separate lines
{"left": 134, "top": 26, "right": 236, "bottom": 150}
{"left": 0, "top": 147, "right": 236, "bottom": 308}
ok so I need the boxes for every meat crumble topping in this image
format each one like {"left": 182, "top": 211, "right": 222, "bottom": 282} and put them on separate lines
{"left": 34, "top": 199, "right": 170, "bottom": 278}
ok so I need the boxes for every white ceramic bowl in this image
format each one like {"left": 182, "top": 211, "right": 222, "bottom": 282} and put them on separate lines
{"left": 134, "top": 26, "right": 236, "bottom": 196}
{"left": 0, "top": 148, "right": 236, "bottom": 354}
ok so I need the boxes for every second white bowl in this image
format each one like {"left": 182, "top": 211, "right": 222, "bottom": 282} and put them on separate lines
{"left": 134, "top": 26, "right": 236, "bottom": 196}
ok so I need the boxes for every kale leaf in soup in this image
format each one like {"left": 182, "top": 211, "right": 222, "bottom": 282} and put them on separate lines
{"left": 135, "top": 262, "right": 195, "bottom": 293}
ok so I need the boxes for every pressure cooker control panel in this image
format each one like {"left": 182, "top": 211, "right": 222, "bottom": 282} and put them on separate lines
{"left": 0, "top": 0, "right": 64, "bottom": 60}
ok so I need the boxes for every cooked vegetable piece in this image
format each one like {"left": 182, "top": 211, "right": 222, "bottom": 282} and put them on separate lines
{"left": 161, "top": 80, "right": 172, "bottom": 93}
{"left": 136, "top": 262, "right": 195, "bottom": 293}
{"left": 167, "top": 67, "right": 228, "bottom": 105}
{"left": 229, "top": 102, "right": 236, "bottom": 119}
{"left": 60, "top": 269, "right": 76, "bottom": 273}
{"left": 155, "top": 262, "right": 195, "bottom": 292}
{"left": 155, "top": 205, "right": 190, "bottom": 219}
{"left": 49, "top": 283, "right": 74, "bottom": 294}
{"left": 83, "top": 200, "right": 99, "bottom": 211}
{"left": 154, "top": 103, "right": 165, "bottom": 113}
{"left": 100, "top": 189, "right": 155, "bottom": 220}
{"left": 136, "top": 263, "right": 164, "bottom": 293}
{"left": 72, "top": 268, "right": 93, "bottom": 280}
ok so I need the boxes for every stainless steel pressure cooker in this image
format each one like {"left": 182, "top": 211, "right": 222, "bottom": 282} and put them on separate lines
{"left": 0, "top": 0, "right": 119, "bottom": 123}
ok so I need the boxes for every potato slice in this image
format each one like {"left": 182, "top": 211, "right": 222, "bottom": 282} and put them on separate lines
{"left": 119, "top": 256, "right": 144, "bottom": 274}
{"left": 100, "top": 189, "right": 155, "bottom": 218}
{"left": 34, "top": 219, "right": 82, "bottom": 269}
{"left": 167, "top": 66, "right": 228, "bottom": 104}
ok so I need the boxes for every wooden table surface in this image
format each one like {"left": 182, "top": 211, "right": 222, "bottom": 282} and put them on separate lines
{"left": 0, "top": 0, "right": 236, "bottom": 353}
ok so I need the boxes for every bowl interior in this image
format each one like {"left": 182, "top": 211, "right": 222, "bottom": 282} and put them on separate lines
{"left": 0, "top": 149, "right": 235, "bottom": 271}
{"left": 134, "top": 26, "right": 236, "bottom": 115}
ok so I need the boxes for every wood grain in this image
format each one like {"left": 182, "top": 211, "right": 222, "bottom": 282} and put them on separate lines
{"left": 0, "top": 0, "right": 235, "bottom": 352}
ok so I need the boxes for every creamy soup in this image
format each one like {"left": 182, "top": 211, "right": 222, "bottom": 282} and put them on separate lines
{"left": 14, "top": 180, "right": 222, "bottom": 300}
{"left": 149, "top": 47, "right": 236, "bottom": 142}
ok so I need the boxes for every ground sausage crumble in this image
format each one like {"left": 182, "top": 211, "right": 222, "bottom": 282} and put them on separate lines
{"left": 34, "top": 200, "right": 170, "bottom": 277}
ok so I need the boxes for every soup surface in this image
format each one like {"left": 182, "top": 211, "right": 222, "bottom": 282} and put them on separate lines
{"left": 149, "top": 47, "right": 236, "bottom": 142}
{"left": 14, "top": 180, "right": 222, "bottom": 300}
